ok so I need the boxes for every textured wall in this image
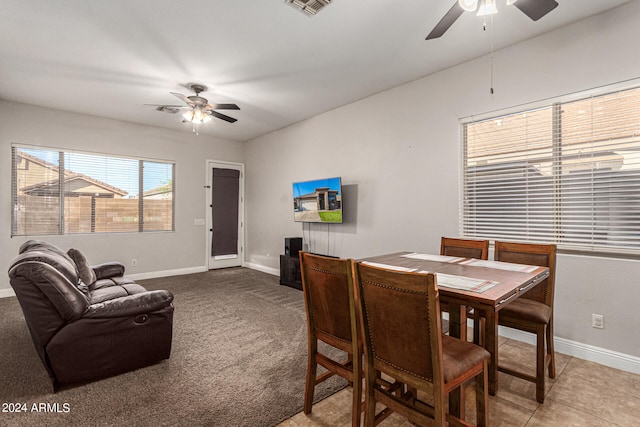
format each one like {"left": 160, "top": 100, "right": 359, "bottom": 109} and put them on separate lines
{"left": 244, "top": 1, "right": 640, "bottom": 357}
{"left": 0, "top": 100, "right": 244, "bottom": 290}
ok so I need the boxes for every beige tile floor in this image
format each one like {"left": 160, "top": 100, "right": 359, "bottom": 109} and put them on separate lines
{"left": 277, "top": 337, "right": 640, "bottom": 426}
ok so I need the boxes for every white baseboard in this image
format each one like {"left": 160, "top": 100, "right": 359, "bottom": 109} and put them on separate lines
{"left": 0, "top": 288, "right": 16, "bottom": 298}
{"left": 126, "top": 266, "right": 208, "bottom": 281}
{"left": 500, "top": 327, "right": 640, "bottom": 375}
{"left": 244, "top": 262, "right": 279, "bottom": 277}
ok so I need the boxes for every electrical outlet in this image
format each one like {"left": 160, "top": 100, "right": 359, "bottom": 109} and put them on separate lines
{"left": 131, "top": 259, "right": 138, "bottom": 267}
{"left": 592, "top": 313, "right": 604, "bottom": 329}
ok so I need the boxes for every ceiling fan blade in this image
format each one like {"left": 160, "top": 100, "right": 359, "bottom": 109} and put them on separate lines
{"left": 170, "top": 92, "right": 195, "bottom": 106}
{"left": 426, "top": 2, "right": 465, "bottom": 40}
{"left": 209, "top": 111, "right": 238, "bottom": 123}
{"left": 144, "top": 104, "right": 188, "bottom": 108}
{"left": 144, "top": 104, "right": 190, "bottom": 114}
{"left": 514, "top": 0, "right": 558, "bottom": 21}
{"left": 206, "top": 103, "right": 240, "bottom": 110}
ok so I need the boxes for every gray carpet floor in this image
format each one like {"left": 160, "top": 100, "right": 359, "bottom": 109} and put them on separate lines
{"left": 0, "top": 267, "right": 346, "bottom": 427}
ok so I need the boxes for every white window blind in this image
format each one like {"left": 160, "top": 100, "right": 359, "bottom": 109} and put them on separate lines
{"left": 11, "top": 146, "right": 175, "bottom": 236}
{"left": 462, "top": 85, "right": 640, "bottom": 254}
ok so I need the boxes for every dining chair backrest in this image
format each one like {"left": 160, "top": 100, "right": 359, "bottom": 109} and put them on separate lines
{"left": 494, "top": 241, "right": 556, "bottom": 307}
{"left": 440, "top": 237, "right": 489, "bottom": 260}
{"left": 353, "top": 262, "right": 443, "bottom": 391}
{"left": 300, "top": 252, "right": 356, "bottom": 346}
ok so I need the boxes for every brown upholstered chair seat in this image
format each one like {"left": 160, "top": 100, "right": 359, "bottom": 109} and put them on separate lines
{"left": 499, "top": 298, "right": 551, "bottom": 325}
{"left": 442, "top": 335, "right": 490, "bottom": 382}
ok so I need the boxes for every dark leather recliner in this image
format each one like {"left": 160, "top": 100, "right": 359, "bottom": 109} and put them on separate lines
{"left": 8, "top": 240, "right": 174, "bottom": 390}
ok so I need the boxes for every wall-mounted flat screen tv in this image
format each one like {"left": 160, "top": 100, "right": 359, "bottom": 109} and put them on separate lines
{"left": 293, "top": 177, "right": 342, "bottom": 223}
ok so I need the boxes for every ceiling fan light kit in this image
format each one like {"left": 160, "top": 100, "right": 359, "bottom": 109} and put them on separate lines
{"left": 458, "top": 0, "right": 511, "bottom": 15}
{"left": 286, "top": 0, "right": 332, "bottom": 16}
{"left": 183, "top": 108, "right": 212, "bottom": 124}
{"left": 476, "top": 0, "right": 499, "bottom": 16}
{"left": 459, "top": 0, "right": 479, "bottom": 12}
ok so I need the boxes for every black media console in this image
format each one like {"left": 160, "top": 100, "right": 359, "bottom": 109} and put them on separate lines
{"left": 279, "top": 254, "right": 302, "bottom": 290}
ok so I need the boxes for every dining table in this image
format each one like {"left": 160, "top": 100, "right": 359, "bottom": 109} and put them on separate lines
{"left": 360, "top": 251, "right": 550, "bottom": 415}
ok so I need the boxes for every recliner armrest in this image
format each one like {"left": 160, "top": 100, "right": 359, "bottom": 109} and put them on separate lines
{"left": 83, "top": 290, "right": 173, "bottom": 318}
{"left": 92, "top": 262, "right": 125, "bottom": 280}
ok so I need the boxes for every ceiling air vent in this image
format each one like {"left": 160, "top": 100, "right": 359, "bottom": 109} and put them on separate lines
{"left": 286, "top": 0, "right": 332, "bottom": 16}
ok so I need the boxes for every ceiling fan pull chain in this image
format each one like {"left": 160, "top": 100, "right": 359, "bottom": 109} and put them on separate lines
{"left": 489, "top": 14, "right": 495, "bottom": 95}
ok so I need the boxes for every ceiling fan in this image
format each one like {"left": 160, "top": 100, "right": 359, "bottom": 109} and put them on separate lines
{"left": 148, "top": 84, "right": 240, "bottom": 125}
{"left": 426, "top": 0, "right": 559, "bottom": 40}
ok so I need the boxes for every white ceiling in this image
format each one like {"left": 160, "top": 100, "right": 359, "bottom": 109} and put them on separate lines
{"left": 0, "top": 0, "right": 630, "bottom": 142}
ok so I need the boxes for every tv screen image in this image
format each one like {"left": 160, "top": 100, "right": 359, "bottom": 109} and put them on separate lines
{"left": 293, "top": 177, "right": 342, "bottom": 223}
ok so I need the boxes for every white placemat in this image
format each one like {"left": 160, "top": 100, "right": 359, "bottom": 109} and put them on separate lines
{"left": 360, "top": 261, "right": 417, "bottom": 272}
{"left": 401, "top": 253, "right": 465, "bottom": 263}
{"left": 423, "top": 272, "right": 497, "bottom": 293}
{"left": 459, "top": 259, "right": 538, "bottom": 273}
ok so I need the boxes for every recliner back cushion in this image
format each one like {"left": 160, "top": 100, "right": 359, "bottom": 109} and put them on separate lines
{"left": 67, "top": 248, "right": 97, "bottom": 286}
{"left": 18, "top": 240, "right": 79, "bottom": 284}
{"left": 9, "top": 241, "right": 89, "bottom": 323}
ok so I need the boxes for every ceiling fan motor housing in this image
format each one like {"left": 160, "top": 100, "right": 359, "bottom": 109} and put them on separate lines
{"left": 188, "top": 95, "right": 208, "bottom": 106}
{"left": 188, "top": 84, "right": 209, "bottom": 106}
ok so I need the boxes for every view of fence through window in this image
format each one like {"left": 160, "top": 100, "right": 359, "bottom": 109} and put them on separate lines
{"left": 463, "top": 85, "right": 640, "bottom": 252}
{"left": 11, "top": 146, "right": 174, "bottom": 236}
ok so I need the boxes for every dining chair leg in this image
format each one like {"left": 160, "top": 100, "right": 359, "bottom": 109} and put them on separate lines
{"left": 448, "top": 384, "right": 462, "bottom": 419}
{"left": 304, "top": 346, "right": 317, "bottom": 413}
{"left": 536, "top": 327, "right": 546, "bottom": 404}
{"left": 351, "top": 357, "right": 362, "bottom": 427}
{"left": 475, "top": 366, "right": 489, "bottom": 427}
{"left": 364, "top": 371, "right": 377, "bottom": 427}
{"left": 408, "top": 386, "right": 418, "bottom": 403}
{"left": 346, "top": 353, "right": 354, "bottom": 387}
{"left": 547, "top": 322, "right": 556, "bottom": 379}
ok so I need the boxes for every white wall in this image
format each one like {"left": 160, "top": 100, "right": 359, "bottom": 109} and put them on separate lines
{"left": 0, "top": 100, "right": 244, "bottom": 291}
{"left": 244, "top": 1, "right": 640, "bottom": 358}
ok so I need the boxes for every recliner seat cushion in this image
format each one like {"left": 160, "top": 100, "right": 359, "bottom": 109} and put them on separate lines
{"left": 89, "top": 281, "right": 148, "bottom": 304}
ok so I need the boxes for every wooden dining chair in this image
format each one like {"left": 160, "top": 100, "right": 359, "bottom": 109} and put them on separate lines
{"left": 441, "top": 237, "right": 490, "bottom": 261}
{"left": 440, "top": 237, "right": 490, "bottom": 343}
{"left": 299, "top": 251, "right": 362, "bottom": 427}
{"left": 353, "top": 261, "right": 489, "bottom": 427}
{"left": 494, "top": 241, "right": 557, "bottom": 403}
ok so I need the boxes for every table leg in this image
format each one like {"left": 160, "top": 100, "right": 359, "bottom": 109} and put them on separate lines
{"left": 448, "top": 302, "right": 462, "bottom": 340}
{"left": 484, "top": 310, "right": 499, "bottom": 395}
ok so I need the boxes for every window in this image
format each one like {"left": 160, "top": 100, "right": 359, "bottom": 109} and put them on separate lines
{"left": 462, "top": 85, "right": 640, "bottom": 254}
{"left": 11, "top": 146, "right": 175, "bottom": 236}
